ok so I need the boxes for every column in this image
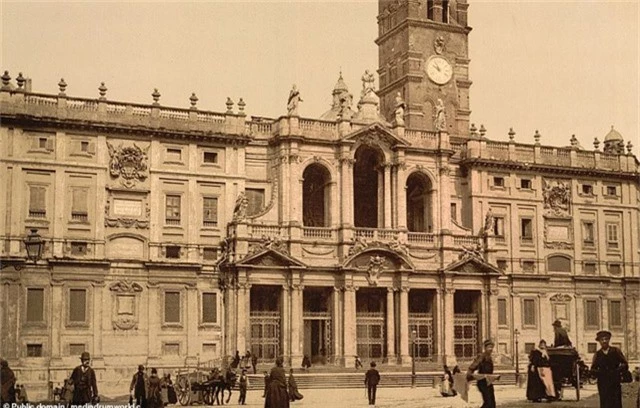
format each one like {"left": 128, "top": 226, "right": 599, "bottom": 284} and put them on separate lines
{"left": 332, "top": 287, "right": 342, "bottom": 363}
{"left": 187, "top": 287, "right": 198, "bottom": 357}
{"left": 488, "top": 289, "right": 499, "bottom": 345}
{"left": 391, "top": 165, "right": 397, "bottom": 228}
{"left": 480, "top": 289, "right": 488, "bottom": 341}
{"left": 237, "top": 284, "right": 247, "bottom": 353}
{"left": 443, "top": 288, "right": 456, "bottom": 366}
{"left": 51, "top": 283, "right": 64, "bottom": 359}
{"left": 386, "top": 288, "right": 396, "bottom": 363}
{"left": 289, "top": 150, "right": 301, "bottom": 225}
{"left": 330, "top": 181, "right": 339, "bottom": 227}
{"left": 245, "top": 285, "right": 251, "bottom": 356}
{"left": 290, "top": 284, "right": 303, "bottom": 366}
{"left": 340, "top": 154, "right": 353, "bottom": 226}
{"left": 343, "top": 286, "right": 357, "bottom": 364}
{"left": 377, "top": 168, "right": 384, "bottom": 227}
{"left": 396, "top": 161, "right": 407, "bottom": 229}
{"left": 281, "top": 285, "right": 291, "bottom": 361}
{"left": 399, "top": 288, "right": 410, "bottom": 364}
{"left": 281, "top": 147, "right": 290, "bottom": 222}
{"left": 435, "top": 288, "right": 444, "bottom": 363}
{"left": 439, "top": 165, "right": 451, "bottom": 232}
{"left": 383, "top": 164, "right": 392, "bottom": 228}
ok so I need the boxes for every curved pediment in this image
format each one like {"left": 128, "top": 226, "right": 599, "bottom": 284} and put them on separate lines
{"left": 344, "top": 247, "right": 414, "bottom": 271}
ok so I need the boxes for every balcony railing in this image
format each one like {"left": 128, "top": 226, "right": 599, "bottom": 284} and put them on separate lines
{"left": 302, "top": 227, "right": 335, "bottom": 240}
{"left": 407, "top": 232, "right": 437, "bottom": 245}
{"left": 354, "top": 227, "right": 401, "bottom": 241}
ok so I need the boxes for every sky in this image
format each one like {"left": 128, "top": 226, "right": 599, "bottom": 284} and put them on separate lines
{"left": 1, "top": 1, "right": 638, "bottom": 154}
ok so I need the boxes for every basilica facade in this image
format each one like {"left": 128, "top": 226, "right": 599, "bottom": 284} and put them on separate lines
{"left": 1, "top": 0, "right": 639, "bottom": 399}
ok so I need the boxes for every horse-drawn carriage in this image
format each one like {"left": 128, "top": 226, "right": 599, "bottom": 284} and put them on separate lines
{"left": 547, "top": 347, "right": 587, "bottom": 401}
{"left": 174, "top": 358, "right": 237, "bottom": 406}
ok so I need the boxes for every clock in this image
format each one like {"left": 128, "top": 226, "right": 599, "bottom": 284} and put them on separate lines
{"left": 426, "top": 56, "right": 453, "bottom": 85}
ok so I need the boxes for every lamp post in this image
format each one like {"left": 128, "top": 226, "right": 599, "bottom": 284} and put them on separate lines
{"left": 0, "top": 228, "right": 43, "bottom": 270}
{"left": 411, "top": 328, "right": 417, "bottom": 388}
{"left": 514, "top": 328, "right": 520, "bottom": 386}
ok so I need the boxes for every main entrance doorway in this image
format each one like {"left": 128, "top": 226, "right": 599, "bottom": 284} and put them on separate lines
{"left": 303, "top": 287, "right": 332, "bottom": 364}
{"left": 409, "top": 289, "right": 435, "bottom": 361}
{"left": 250, "top": 285, "right": 281, "bottom": 363}
{"left": 356, "top": 288, "right": 386, "bottom": 359}
{"left": 454, "top": 290, "right": 480, "bottom": 361}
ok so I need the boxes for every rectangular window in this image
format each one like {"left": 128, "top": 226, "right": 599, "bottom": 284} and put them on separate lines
{"left": 71, "top": 188, "right": 88, "bottom": 222}
{"left": 582, "top": 184, "right": 593, "bottom": 195}
{"left": 202, "top": 293, "right": 217, "bottom": 324}
{"left": 26, "top": 344, "right": 43, "bottom": 357}
{"left": 69, "top": 289, "right": 87, "bottom": 323}
{"left": 606, "top": 223, "right": 619, "bottom": 249}
{"left": 203, "top": 151, "right": 218, "bottom": 164}
{"left": 70, "top": 242, "right": 88, "bottom": 256}
{"left": 203, "top": 197, "right": 218, "bottom": 227}
{"left": 583, "top": 262, "right": 597, "bottom": 275}
{"left": 587, "top": 343, "right": 597, "bottom": 353}
{"left": 608, "top": 263, "right": 622, "bottom": 276}
{"left": 69, "top": 344, "right": 86, "bottom": 356}
{"left": 585, "top": 299, "right": 600, "bottom": 329}
{"left": 202, "top": 343, "right": 217, "bottom": 355}
{"left": 609, "top": 300, "right": 622, "bottom": 328}
{"left": 606, "top": 186, "right": 617, "bottom": 196}
{"left": 493, "top": 176, "right": 505, "bottom": 188}
{"left": 203, "top": 247, "right": 217, "bottom": 261}
{"left": 27, "top": 288, "right": 44, "bottom": 322}
{"left": 520, "top": 179, "right": 532, "bottom": 189}
{"left": 523, "top": 299, "right": 537, "bottom": 327}
{"left": 450, "top": 203, "right": 457, "bottom": 222}
{"left": 39, "top": 138, "right": 47, "bottom": 149}
{"left": 80, "top": 141, "right": 89, "bottom": 152}
{"left": 165, "top": 195, "right": 181, "bottom": 225}
{"left": 496, "top": 259, "right": 507, "bottom": 271}
{"left": 520, "top": 218, "right": 533, "bottom": 242}
{"left": 582, "top": 222, "right": 595, "bottom": 245}
{"left": 163, "top": 343, "right": 180, "bottom": 356}
{"left": 522, "top": 261, "right": 536, "bottom": 273}
{"left": 29, "top": 186, "right": 46, "bottom": 218}
{"left": 493, "top": 217, "right": 505, "bottom": 237}
{"left": 166, "top": 148, "right": 182, "bottom": 162}
{"left": 245, "top": 188, "right": 265, "bottom": 216}
{"left": 166, "top": 246, "right": 180, "bottom": 259}
{"left": 164, "top": 291, "right": 181, "bottom": 324}
{"left": 498, "top": 299, "right": 507, "bottom": 326}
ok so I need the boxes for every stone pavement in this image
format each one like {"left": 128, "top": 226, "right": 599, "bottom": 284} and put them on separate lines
{"left": 180, "top": 384, "right": 600, "bottom": 407}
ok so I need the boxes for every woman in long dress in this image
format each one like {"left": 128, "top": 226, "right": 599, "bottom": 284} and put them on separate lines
{"left": 147, "top": 369, "right": 163, "bottom": 408}
{"left": 264, "top": 357, "right": 289, "bottom": 408}
{"left": 526, "top": 340, "right": 556, "bottom": 402}
{"left": 287, "top": 369, "right": 303, "bottom": 402}
{"left": 440, "top": 365, "right": 457, "bottom": 397}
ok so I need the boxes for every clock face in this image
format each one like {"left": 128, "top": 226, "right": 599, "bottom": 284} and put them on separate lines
{"left": 426, "top": 56, "right": 453, "bottom": 85}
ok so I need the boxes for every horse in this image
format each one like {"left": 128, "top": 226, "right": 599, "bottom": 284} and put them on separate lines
{"left": 212, "top": 368, "right": 237, "bottom": 405}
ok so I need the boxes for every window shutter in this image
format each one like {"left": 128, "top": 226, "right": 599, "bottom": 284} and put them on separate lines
{"left": 46, "top": 138, "right": 54, "bottom": 151}
{"left": 72, "top": 188, "right": 88, "bottom": 213}
{"left": 87, "top": 141, "right": 96, "bottom": 154}
{"left": 69, "top": 289, "right": 87, "bottom": 322}
{"left": 30, "top": 186, "right": 46, "bottom": 211}
{"left": 27, "top": 288, "right": 44, "bottom": 322}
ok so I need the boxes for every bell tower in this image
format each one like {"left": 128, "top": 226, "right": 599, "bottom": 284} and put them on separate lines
{"left": 376, "top": 0, "right": 472, "bottom": 136}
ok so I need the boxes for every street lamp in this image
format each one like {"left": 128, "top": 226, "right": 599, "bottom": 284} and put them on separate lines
{"left": 24, "top": 229, "right": 44, "bottom": 263}
{"left": 514, "top": 328, "right": 520, "bottom": 386}
{"left": 411, "top": 328, "right": 417, "bottom": 388}
{"left": 0, "top": 229, "right": 43, "bottom": 270}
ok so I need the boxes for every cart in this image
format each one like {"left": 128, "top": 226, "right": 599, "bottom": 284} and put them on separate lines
{"left": 547, "top": 347, "right": 582, "bottom": 401}
{"left": 175, "top": 358, "right": 225, "bottom": 406}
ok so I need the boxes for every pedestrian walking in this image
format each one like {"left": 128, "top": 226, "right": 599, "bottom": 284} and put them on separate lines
{"left": 238, "top": 369, "right": 249, "bottom": 405}
{"left": 526, "top": 339, "right": 556, "bottom": 402}
{"left": 262, "top": 371, "right": 269, "bottom": 398}
{"left": 264, "top": 356, "right": 289, "bottom": 408}
{"left": 252, "top": 354, "right": 259, "bottom": 374}
{"left": 301, "top": 355, "right": 311, "bottom": 371}
{"left": 130, "top": 365, "right": 149, "bottom": 408}
{"left": 364, "top": 361, "right": 380, "bottom": 406}
{"left": 70, "top": 352, "right": 99, "bottom": 405}
{"left": 232, "top": 350, "right": 241, "bottom": 369}
{"left": 355, "top": 355, "right": 363, "bottom": 370}
{"left": 440, "top": 365, "right": 456, "bottom": 397}
{"left": 591, "top": 330, "right": 628, "bottom": 408}
{"left": 147, "top": 368, "right": 163, "bottom": 408}
{"left": 288, "top": 369, "right": 303, "bottom": 402}
{"left": 1, "top": 358, "right": 16, "bottom": 404}
{"left": 467, "top": 340, "right": 498, "bottom": 408}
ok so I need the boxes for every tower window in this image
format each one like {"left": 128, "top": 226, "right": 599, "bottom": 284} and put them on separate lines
{"left": 442, "top": 0, "right": 449, "bottom": 23}
{"left": 427, "top": 0, "right": 434, "bottom": 20}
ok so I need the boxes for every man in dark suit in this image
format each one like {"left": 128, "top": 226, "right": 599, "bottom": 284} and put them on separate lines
{"left": 552, "top": 320, "right": 572, "bottom": 347}
{"left": 364, "top": 361, "right": 380, "bottom": 406}
{"left": 70, "top": 352, "right": 98, "bottom": 405}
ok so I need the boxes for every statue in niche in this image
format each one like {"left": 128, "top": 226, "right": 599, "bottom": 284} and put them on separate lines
{"left": 287, "top": 84, "right": 303, "bottom": 116}
{"left": 434, "top": 99, "right": 446, "bottom": 131}
{"left": 483, "top": 208, "right": 495, "bottom": 235}
{"left": 394, "top": 92, "right": 406, "bottom": 126}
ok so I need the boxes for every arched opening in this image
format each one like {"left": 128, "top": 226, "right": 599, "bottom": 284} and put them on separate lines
{"left": 303, "top": 164, "right": 331, "bottom": 227}
{"left": 353, "top": 146, "right": 384, "bottom": 228}
{"left": 547, "top": 255, "right": 572, "bottom": 273}
{"left": 406, "top": 172, "right": 433, "bottom": 232}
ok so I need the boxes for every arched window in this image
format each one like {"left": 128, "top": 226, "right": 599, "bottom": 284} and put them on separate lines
{"left": 302, "top": 164, "right": 331, "bottom": 227}
{"left": 353, "top": 146, "right": 384, "bottom": 228}
{"left": 547, "top": 255, "right": 572, "bottom": 273}
{"left": 406, "top": 172, "right": 434, "bottom": 232}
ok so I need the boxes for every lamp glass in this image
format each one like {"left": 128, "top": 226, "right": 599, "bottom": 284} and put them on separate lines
{"left": 24, "top": 229, "right": 43, "bottom": 262}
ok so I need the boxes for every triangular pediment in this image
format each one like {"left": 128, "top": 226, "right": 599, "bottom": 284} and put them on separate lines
{"left": 444, "top": 255, "right": 502, "bottom": 276}
{"left": 238, "top": 249, "right": 306, "bottom": 268}
{"left": 341, "top": 122, "right": 410, "bottom": 148}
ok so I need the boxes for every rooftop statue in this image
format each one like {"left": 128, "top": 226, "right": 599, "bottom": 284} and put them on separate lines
{"left": 287, "top": 84, "right": 303, "bottom": 116}
{"left": 434, "top": 98, "right": 446, "bottom": 131}
{"left": 361, "top": 70, "right": 376, "bottom": 98}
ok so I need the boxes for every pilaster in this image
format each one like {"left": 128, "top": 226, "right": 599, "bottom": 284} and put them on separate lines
{"left": 186, "top": 287, "right": 198, "bottom": 358}
{"left": 237, "top": 283, "right": 248, "bottom": 354}
{"left": 339, "top": 151, "right": 354, "bottom": 227}
{"left": 290, "top": 284, "right": 303, "bottom": 366}
{"left": 396, "top": 158, "right": 407, "bottom": 229}
{"left": 386, "top": 287, "right": 396, "bottom": 363}
{"left": 439, "top": 164, "right": 452, "bottom": 232}
{"left": 332, "top": 287, "right": 342, "bottom": 363}
{"left": 383, "top": 163, "right": 392, "bottom": 228}
{"left": 51, "top": 282, "right": 64, "bottom": 359}
{"left": 443, "top": 288, "right": 456, "bottom": 366}
{"left": 398, "top": 287, "right": 410, "bottom": 364}
{"left": 92, "top": 282, "right": 104, "bottom": 359}
{"left": 343, "top": 285, "right": 357, "bottom": 364}
{"left": 148, "top": 284, "right": 160, "bottom": 358}
{"left": 488, "top": 289, "right": 499, "bottom": 347}
{"left": 435, "top": 288, "right": 444, "bottom": 363}
{"left": 281, "top": 285, "right": 291, "bottom": 362}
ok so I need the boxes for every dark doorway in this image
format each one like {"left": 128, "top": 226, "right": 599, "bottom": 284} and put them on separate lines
{"left": 406, "top": 173, "right": 433, "bottom": 232}
{"left": 354, "top": 146, "right": 383, "bottom": 228}
{"left": 303, "top": 164, "right": 331, "bottom": 227}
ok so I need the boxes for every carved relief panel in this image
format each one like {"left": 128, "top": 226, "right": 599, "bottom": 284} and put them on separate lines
{"left": 110, "top": 280, "right": 143, "bottom": 330}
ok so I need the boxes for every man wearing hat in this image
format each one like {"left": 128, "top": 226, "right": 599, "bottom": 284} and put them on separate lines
{"left": 467, "top": 340, "right": 498, "bottom": 408}
{"left": 364, "top": 361, "right": 380, "bottom": 406}
{"left": 130, "top": 365, "right": 149, "bottom": 408}
{"left": 69, "top": 352, "right": 99, "bottom": 405}
{"left": 591, "top": 330, "right": 628, "bottom": 408}
{"left": 552, "top": 320, "right": 572, "bottom": 348}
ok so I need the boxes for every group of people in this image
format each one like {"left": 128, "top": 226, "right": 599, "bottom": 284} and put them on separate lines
{"left": 129, "top": 365, "right": 178, "bottom": 408}
{"left": 263, "top": 357, "right": 304, "bottom": 408}
{"left": 231, "top": 349, "right": 259, "bottom": 374}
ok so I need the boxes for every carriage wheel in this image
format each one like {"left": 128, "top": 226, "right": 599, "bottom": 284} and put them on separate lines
{"left": 177, "top": 377, "right": 192, "bottom": 406}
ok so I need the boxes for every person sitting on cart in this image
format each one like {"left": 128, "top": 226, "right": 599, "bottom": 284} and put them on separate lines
{"left": 552, "top": 320, "right": 572, "bottom": 347}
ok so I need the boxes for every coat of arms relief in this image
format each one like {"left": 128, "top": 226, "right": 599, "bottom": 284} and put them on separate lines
{"left": 107, "top": 142, "right": 150, "bottom": 188}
